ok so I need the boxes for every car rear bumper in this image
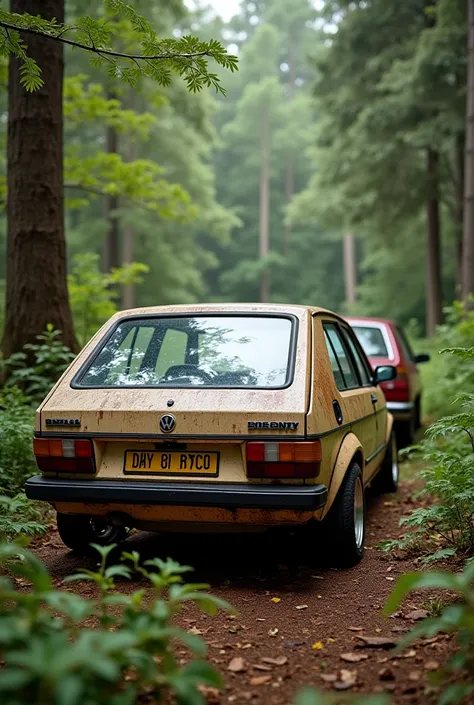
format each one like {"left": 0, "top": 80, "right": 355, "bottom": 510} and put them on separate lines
{"left": 25, "top": 476, "right": 328, "bottom": 511}
{"left": 386, "top": 401, "right": 414, "bottom": 417}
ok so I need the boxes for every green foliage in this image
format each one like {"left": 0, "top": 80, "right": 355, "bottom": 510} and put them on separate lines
{"left": 380, "top": 344, "right": 474, "bottom": 562}
{"left": 0, "top": 3, "right": 237, "bottom": 93}
{"left": 1, "top": 325, "right": 75, "bottom": 405}
{"left": 294, "top": 686, "right": 390, "bottom": 705}
{"left": 0, "top": 493, "right": 45, "bottom": 541}
{"left": 0, "top": 387, "right": 36, "bottom": 496}
{"left": 420, "top": 301, "right": 474, "bottom": 419}
{"left": 384, "top": 561, "right": 474, "bottom": 704}
{"left": 68, "top": 253, "right": 149, "bottom": 345}
{"left": 0, "top": 541, "right": 232, "bottom": 705}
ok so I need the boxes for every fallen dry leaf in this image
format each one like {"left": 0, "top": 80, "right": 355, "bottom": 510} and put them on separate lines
{"left": 375, "top": 628, "right": 382, "bottom": 633}
{"left": 261, "top": 656, "right": 288, "bottom": 666}
{"left": 256, "top": 618, "right": 265, "bottom": 622}
{"left": 312, "top": 641, "right": 324, "bottom": 650}
{"left": 355, "top": 636, "right": 397, "bottom": 649}
{"left": 268, "top": 628, "right": 279, "bottom": 637}
{"left": 379, "top": 667, "right": 395, "bottom": 681}
{"left": 333, "top": 669, "right": 357, "bottom": 690}
{"left": 408, "top": 671, "right": 421, "bottom": 681}
{"left": 401, "top": 650, "right": 417, "bottom": 659}
{"left": 296, "top": 605, "right": 308, "bottom": 610}
{"left": 189, "top": 627, "right": 203, "bottom": 635}
{"left": 347, "top": 627, "right": 364, "bottom": 632}
{"left": 405, "top": 610, "right": 429, "bottom": 621}
{"left": 424, "top": 660, "right": 440, "bottom": 671}
{"left": 250, "top": 675, "right": 272, "bottom": 686}
{"left": 327, "top": 638, "right": 337, "bottom": 644}
{"left": 271, "top": 597, "right": 281, "bottom": 604}
{"left": 320, "top": 674, "right": 338, "bottom": 683}
{"left": 228, "top": 657, "right": 246, "bottom": 673}
{"left": 253, "top": 664, "right": 272, "bottom": 672}
{"left": 340, "top": 652, "right": 368, "bottom": 663}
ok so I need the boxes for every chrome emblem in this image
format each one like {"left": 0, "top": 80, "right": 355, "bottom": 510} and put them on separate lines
{"left": 159, "top": 414, "right": 176, "bottom": 433}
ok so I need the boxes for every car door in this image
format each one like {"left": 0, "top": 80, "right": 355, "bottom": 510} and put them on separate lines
{"left": 322, "top": 321, "right": 379, "bottom": 481}
{"left": 339, "top": 323, "right": 388, "bottom": 456}
{"left": 395, "top": 325, "right": 420, "bottom": 403}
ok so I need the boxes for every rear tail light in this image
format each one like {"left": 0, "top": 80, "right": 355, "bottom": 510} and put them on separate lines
{"left": 246, "top": 441, "right": 321, "bottom": 479}
{"left": 33, "top": 438, "right": 95, "bottom": 473}
{"left": 382, "top": 365, "right": 410, "bottom": 402}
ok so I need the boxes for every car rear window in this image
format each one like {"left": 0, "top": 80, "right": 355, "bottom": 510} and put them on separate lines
{"left": 351, "top": 325, "right": 390, "bottom": 358}
{"left": 74, "top": 315, "right": 295, "bottom": 389}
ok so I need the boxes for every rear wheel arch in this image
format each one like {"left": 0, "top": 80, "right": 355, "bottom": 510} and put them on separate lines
{"left": 321, "top": 432, "right": 364, "bottom": 520}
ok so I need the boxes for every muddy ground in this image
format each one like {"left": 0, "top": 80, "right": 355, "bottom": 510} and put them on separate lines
{"left": 29, "top": 470, "right": 470, "bottom": 705}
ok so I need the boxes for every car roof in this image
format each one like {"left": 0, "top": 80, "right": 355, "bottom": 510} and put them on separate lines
{"left": 344, "top": 315, "right": 396, "bottom": 328}
{"left": 111, "top": 303, "right": 340, "bottom": 320}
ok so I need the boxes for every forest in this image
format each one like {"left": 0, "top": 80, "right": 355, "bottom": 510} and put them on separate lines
{"left": 2, "top": 2, "right": 474, "bottom": 705}
{"left": 0, "top": 0, "right": 469, "bottom": 353}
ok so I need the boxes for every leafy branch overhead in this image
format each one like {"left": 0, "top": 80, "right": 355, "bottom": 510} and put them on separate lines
{"left": 0, "top": 0, "right": 238, "bottom": 92}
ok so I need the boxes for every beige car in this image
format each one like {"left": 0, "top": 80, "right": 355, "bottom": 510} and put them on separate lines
{"left": 26, "top": 304, "right": 398, "bottom": 567}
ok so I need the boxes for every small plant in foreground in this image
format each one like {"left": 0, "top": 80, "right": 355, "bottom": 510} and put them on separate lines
{"left": 1, "top": 324, "right": 75, "bottom": 405}
{"left": 0, "top": 493, "right": 46, "bottom": 540}
{"left": 295, "top": 686, "right": 390, "bottom": 705}
{"left": 384, "top": 561, "right": 474, "bottom": 704}
{"left": 379, "top": 345, "right": 474, "bottom": 563}
{"left": 0, "top": 541, "right": 232, "bottom": 705}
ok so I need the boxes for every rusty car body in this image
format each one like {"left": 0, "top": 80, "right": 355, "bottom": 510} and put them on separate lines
{"left": 26, "top": 304, "right": 398, "bottom": 567}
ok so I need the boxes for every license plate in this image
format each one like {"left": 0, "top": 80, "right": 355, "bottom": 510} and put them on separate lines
{"left": 123, "top": 450, "right": 219, "bottom": 476}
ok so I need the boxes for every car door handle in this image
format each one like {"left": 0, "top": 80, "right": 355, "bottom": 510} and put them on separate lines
{"left": 333, "top": 400, "right": 343, "bottom": 425}
{"left": 371, "top": 393, "right": 378, "bottom": 405}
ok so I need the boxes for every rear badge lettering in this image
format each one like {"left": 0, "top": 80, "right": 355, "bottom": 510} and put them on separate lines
{"left": 248, "top": 421, "right": 299, "bottom": 431}
{"left": 45, "top": 418, "right": 81, "bottom": 427}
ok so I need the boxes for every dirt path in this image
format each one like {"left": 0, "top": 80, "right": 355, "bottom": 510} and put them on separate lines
{"left": 31, "top": 474, "right": 460, "bottom": 705}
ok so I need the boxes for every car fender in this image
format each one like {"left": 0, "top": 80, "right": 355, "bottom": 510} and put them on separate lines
{"left": 321, "top": 432, "right": 363, "bottom": 520}
{"left": 385, "top": 411, "right": 394, "bottom": 443}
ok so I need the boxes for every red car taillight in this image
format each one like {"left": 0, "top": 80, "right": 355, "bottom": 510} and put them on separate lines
{"left": 246, "top": 441, "right": 321, "bottom": 479}
{"left": 33, "top": 438, "right": 95, "bottom": 473}
{"left": 382, "top": 365, "right": 410, "bottom": 402}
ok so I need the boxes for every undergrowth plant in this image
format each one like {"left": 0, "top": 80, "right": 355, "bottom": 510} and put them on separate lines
{"left": 0, "top": 541, "right": 232, "bottom": 705}
{"left": 295, "top": 687, "right": 389, "bottom": 705}
{"left": 1, "top": 324, "right": 75, "bottom": 405}
{"left": 385, "top": 562, "right": 474, "bottom": 704}
{"left": 379, "top": 345, "right": 474, "bottom": 563}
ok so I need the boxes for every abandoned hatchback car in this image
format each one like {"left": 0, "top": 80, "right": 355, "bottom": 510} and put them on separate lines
{"left": 26, "top": 304, "right": 398, "bottom": 567}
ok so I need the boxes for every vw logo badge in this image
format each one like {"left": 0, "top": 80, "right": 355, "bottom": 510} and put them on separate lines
{"left": 160, "top": 414, "right": 176, "bottom": 433}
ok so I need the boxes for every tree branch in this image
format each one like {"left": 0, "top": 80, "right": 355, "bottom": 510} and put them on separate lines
{"left": 0, "top": 20, "right": 212, "bottom": 61}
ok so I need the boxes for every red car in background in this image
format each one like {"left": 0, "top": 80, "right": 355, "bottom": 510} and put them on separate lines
{"left": 345, "top": 317, "right": 430, "bottom": 447}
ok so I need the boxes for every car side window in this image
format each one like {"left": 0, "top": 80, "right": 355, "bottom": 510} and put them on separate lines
{"left": 323, "top": 323, "right": 359, "bottom": 390}
{"left": 396, "top": 327, "right": 415, "bottom": 363}
{"left": 340, "top": 326, "right": 372, "bottom": 386}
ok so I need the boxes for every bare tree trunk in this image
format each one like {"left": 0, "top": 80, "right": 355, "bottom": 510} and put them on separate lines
{"left": 259, "top": 104, "right": 270, "bottom": 303}
{"left": 283, "top": 45, "right": 296, "bottom": 257}
{"left": 426, "top": 148, "right": 443, "bottom": 337}
{"left": 456, "top": 133, "right": 465, "bottom": 294}
{"left": 3, "top": 0, "right": 77, "bottom": 358}
{"left": 462, "top": 0, "right": 474, "bottom": 301}
{"left": 103, "top": 91, "right": 120, "bottom": 272}
{"left": 343, "top": 233, "right": 357, "bottom": 307}
{"left": 122, "top": 143, "right": 137, "bottom": 309}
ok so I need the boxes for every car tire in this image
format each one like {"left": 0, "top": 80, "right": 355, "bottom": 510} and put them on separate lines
{"left": 322, "top": 462, "right": 365, "bottom": 568}
{"left": 415, "top": 397, "right": 422, "bottom": 430}
{"left": 396, "top": 414, "right": 415, "bottom": 448}
{"left": 372, "top": 432, "right": 399, "bottom": 494}
{"left": 56, "top": 513, "right": 128, "bottom": 553}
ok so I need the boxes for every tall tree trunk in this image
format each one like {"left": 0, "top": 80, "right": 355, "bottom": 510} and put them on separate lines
{"left": 425, "top": 148, "right": 443, "bottom": 337}
{"left": 122, "top": 140, "right": 137, "bottom": 310}
{"left": 456, "top": 133, "right": 465, "bottom": 294}
{"left": 462, "top": 0, "right": 474, "bottom": 301}
{"left": 283, "top": 44, "right": 296, "bottom": 257}
{"left": 343, "top": 233, "right": 357, "bottom": 307}
{"left": 3, "top": 0, "right": 77, "bottom": 358}
{"left": 103, "top": 93, "right": 120, "bottom": 272}
{"left": 259, "top": 104, "right": 270, "bottom": 303}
